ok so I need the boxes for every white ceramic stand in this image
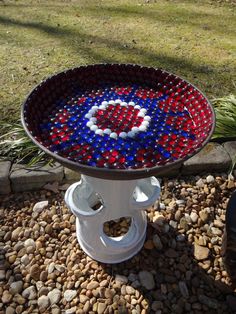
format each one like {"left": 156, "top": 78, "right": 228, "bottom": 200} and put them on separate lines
{"left": 65, "top": 175, "right": 161, "bottom": 263}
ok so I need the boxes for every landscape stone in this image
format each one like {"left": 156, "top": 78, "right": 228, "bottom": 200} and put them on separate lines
{"left": 48, "top": 288, "right": 61, "bottom": 305}
{"left": 194, "top": 244, "right": 210, "bottom": 261}
{"left": 64, "top": 167, "right": 81, "bottom": 183}
{"left": 138, "top": 271, "right": 155, "bottom": 290}
{"left": 223, "top": 141, "right": 236, "bottom": 162}
{"left": 182, "top": 143, "right": 231, "bottom": 175}
{"left": 9, "top": 281, "right": 23, "bottom": 295}
{"left": 10, "top": 163, "right": 63, "bottom": 192}
{"left": 0, "top": 160, "right": 11, "bottom": 194}
{"left": 64, "top": 290, "right": 77, "bottom": 302}
{"left": 38, "top": 295, "right": 50, "bottom": 310}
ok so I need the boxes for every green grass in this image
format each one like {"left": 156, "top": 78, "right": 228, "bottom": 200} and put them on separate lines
{"left": 0, "top": 0, "right": 235, "bottom": 125}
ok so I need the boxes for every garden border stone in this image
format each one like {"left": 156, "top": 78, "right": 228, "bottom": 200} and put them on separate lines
{"left": 0, "top": 160, "right": 11, "bottom": 194}
{"left": 10, "top": 163, "right": 64, "bottom": 193}
{"left": 0, "top": 141, "right": 235, "bottom": 194}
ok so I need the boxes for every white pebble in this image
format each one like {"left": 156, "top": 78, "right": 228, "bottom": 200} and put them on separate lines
{"left": 98, "top": 104, "right": 106, "bottom": 110}
{"left": 90, "top": 125, "right": 98, "bottom": 131}
{"left": 108, "top": 100, "right": 115, "bottom": 105}
{"left": 131, "top": 126, "right": 139, "bottom": 133}
{"left": 101, "top": 101, "right": 108, "bottom": 106}
{"left": 127, "top": 131, "right": 135, "bottom": 138}
{"left": 129, "top": 101, "right": 135, "bottom": 106}
{"left": 144, "top": 115, "right": 151, "bottom": 121}
{"left": 85, "top": 113, "right": 92, "bottom": 119}
{"left": 138, "top": 125, "right": 147, "bottom": 131}
{"left": 120, "top": 102, "right": 127, "bottom": 107}
{"left": 110, "top": 132, "right": 118, "bottom": 139}
{"left": 206, "top": 175, "right": 215, "bottom": 183}
{"left": 115, "top": 99, "right": 121, "bottom": 104}
{"left": 91, "top": 105, "right": 99, "bottom": 110}
{"left": 137, "top": 112, "right": 145, "bottom": 118}
{"left": 86, "top": 121, "right": 94, "bottom": 127}
{"left": 104, "top": 128, "right": 111, "bottom": 135}
{"left": 141, "top": 121, "right": 149, "bottom": 127}
{"left": 119, "top": 132, "right": 127, "bottom": 138}
{"left": 90, "top": 117, "right": 97, "bottom": 122}
{"left": 134, "top": 105, "right": 141, "bottom": 109}
{"left": 95, "top": 129, "right": 104, "bottom": 136}
{"left": 140, "top": 108, "right": 147, "bottom": 114}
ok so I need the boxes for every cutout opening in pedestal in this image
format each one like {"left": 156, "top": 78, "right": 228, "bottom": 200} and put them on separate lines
{"left": 103, "top": 217, "right": 132, "bottom": 238}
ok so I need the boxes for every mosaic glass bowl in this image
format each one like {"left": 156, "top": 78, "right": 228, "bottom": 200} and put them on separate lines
{"left": 22, "top": 64, "right": 215, "bottom": 179}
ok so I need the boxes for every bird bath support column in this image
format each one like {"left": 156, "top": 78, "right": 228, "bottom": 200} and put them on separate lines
{"left": 65, "top": 175, "right": 161, "bottom": 263}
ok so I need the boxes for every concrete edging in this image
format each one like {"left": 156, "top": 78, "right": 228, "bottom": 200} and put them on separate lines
{"left": 0, "top": 141, "right": 235, "bottom": 195}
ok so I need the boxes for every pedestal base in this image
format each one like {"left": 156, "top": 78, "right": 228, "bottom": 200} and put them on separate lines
{"left": 65, "top": 175, "right": 160, "bottom": 263}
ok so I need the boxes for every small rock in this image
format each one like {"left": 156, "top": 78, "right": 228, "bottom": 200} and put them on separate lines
{"left": 176, "top": 199, "right": 185, "bottom": 205}
{"left": 79, "top": 294, "right": 89, "bottom": 303}
{"left": 178, "top": 281, "right": 189, "bottom": 298}
{"left": 210, "top": 227, "right": 222, "bottom": 236}
{"left": 48, "top": 288, "right": 61, "bottom": 305}
{"left": 153, "top": 214, "right": 165, "bottom": 226}
{"left": 48, "top": 262, "right": 55, "bottom": 274}
{"left": 33, "top": 200, "right": 49, "bottom": 213}
{"left": 38, "top": 287, "right": 49, "bottom": 297}
{"left": 64, "top": 290, "right": 77, "bottom": 302}
{"left": 40, "top": 270, "right": 48, "bottom": 282}
{"left": 179, "top": 217, "right": 189, "bottom": 231}
{"left": 190, "top": 212, "right": 198, "bottom": 224}
{"left": 83, "top": 300, "right": 90, "bottom": 312}
{"left": 169, "top": 220, "right": 178, "bottom": 229}
{"left": 153, "top": 234, "right": 163, "bottom": 250}
{"left": 176, "top": 234, "right": 185, "bottom": 242}
{"left": 97, "top": 302, "right": 106, "bottom": 314}
{"left": 151, "top": 301, "right": 163, "bottom": 311}
{"left": 126, "top": 285, "right": 135, "bottom": 295}
{"left": 24, "top": 238, "right": 36, "bottom": 249}
{"left": 52, "top": 307, "right": 61, "bottom": 314}
{"left": 87, "top": 281, "right": 99, "bottom": 290}
{"left": 44, "top": 182, "right": 59, "bottom": 193}
{"left": 227, "top": 180, "right": 235, "bottom": 189}
{"left": 199, "top": 294, "right": 218, "bottom": 309}
{"left": 65, "top": 307, "right": 76, "bottom": 314}
{"left": 196, "top": 178, "right": 204, "bottom": 187}
{"left": 144, "top": 239, "right": 154, "bottom": 250}
{"left": 115, "top": 274, "right": 128, "bottom": 284}
{"left": 6, "top": 306, "right": 15, "bottom": 314}
{"left": 11, "top": 227, "right": 22, "bottom": 241}
{"left": 9, "top": 281, "right": 23, "bottom": 295}
{"left": 30, "top": 264, "right": 40, "bottom": 281}
{"left": 206, "top": 175, "right": 214, "bottom": 183}
{"left": 165, "top": 248, "right": 178, "bottom": 258}
{"left": 21, "top": 254, "right": 30, "bottom": 265}
{"left": 138, "top": 271, "right": 155, "bottom": 290}
{"left": 199, "top": 210, "right": 209, "bottom": 223}
{"left": 2, "top": 290, "right": 12, "bottom": 303}
{"left": 0, "top": 269, "right": 5, "bottom": 280}
{"left": 159, "top": 203, "right": 166, "bottom": 210}
{"left": 22, "top": 286, "right": 37, "bottom": 300}
{"left": 14, "top": 294, "right": 25, "bottom": 305}
{"left": 38, "top": 295, "right": 50, "bottom": 310}
{"left": 194, "top": 244, "right": 210, "bottom": 261}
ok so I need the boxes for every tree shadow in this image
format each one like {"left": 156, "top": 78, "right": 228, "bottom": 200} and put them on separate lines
{"left": 0, "top": 14, "right": 230, "bottom": 81}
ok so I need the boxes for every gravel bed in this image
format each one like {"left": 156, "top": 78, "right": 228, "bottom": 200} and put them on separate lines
{"left": 1, "top": 174, "right": 236, "bottom": 314}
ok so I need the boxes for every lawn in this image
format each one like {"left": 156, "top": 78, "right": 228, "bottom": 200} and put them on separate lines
{"left": 0, "top": 0, "right": 235, "bottom": 124}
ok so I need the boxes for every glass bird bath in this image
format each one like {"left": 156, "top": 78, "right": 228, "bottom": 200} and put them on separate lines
{"left": 22, "top": 64, "right": 215, "bottom": 263}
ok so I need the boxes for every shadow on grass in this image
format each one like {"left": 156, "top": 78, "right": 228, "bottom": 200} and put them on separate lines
{"left": 0, "top": 14, "right": 224, "bottom": 78}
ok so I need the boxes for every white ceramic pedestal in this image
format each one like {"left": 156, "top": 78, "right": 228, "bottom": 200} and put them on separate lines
{"left": 65, "top": 175, "right": 161, "bottom": 263}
